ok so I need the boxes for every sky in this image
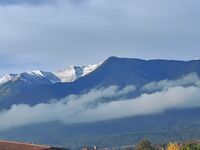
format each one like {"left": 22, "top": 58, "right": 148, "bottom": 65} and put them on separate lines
{"left": 0, "top": 0, "right": 200, "bottom": 75}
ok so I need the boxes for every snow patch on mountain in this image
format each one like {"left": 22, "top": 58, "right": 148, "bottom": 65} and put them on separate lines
{"left": 27, "top": 70, "right": 61, "bottom": 83}
{"left": 0, "top": 71, "right": 60, "bottom": 86}
{"left": 54, "top": 63, "right": 101, "bottom": 82}
{"left": 0, "top": 74, "right": 18, "bottom": 85}
{"left": 0, "top": 63, "right": 101, "bottom": 86}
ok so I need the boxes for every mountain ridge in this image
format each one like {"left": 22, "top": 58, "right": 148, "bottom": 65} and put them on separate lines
{"left": 0, "top": 63, "right": 100, "bottom": 86}
{"left": 0, "top": 63, "right": 100, "bottom": 103}
{"left": 1, "top": 57, "right": 200, "bottom": 109}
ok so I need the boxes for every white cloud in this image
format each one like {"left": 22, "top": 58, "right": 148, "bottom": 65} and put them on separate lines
{"left": 142, "top": 73, "right": 200, "bottom": 92}
{"left": 0, "top": 85, "right": 135, "bottom": 130}
{"left": 74, "top": 86, "right": 200, "bottom": 123}
{"left": 0, "top": 74, "right": 200, "bottom": 130}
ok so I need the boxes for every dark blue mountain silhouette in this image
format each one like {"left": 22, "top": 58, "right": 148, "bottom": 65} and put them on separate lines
{"left": 1, "top": 56, "right": 200, "bottom": 108}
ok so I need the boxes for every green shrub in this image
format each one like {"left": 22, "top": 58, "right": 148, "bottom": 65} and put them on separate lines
{"left": 135, "top": 139, "right": 155, "bottom": 150}
{"left": 181, "top": 143, "right": 200, "bottom": 150}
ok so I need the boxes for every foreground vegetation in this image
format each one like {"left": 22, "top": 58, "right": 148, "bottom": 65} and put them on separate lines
{"left": 82, "top": 139, "right": 200, "bottom": 150}
{"left": 122, "top": 139, "right": 200, "bottom": 150}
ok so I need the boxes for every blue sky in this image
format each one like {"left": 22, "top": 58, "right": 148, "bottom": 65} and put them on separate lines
{"left": 0, "top": 0, "right": 200, "bottom": 76}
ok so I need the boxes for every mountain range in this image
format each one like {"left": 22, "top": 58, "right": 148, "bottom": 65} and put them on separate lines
{"left": 1, "top": 56, "right": 200, "bottom": 108}
{"left": 0, "top": 63, "right": 100, "bottom": 107}
{"left": 0, "top": 56, "right": 200, "bottom": 149}
{"left": 0, "top": 63, "right": 100, "bottom": 85}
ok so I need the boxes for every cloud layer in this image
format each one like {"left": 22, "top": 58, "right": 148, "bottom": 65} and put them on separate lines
{"left": 0, "top": 74, "right": 200, "bottom": 130}
{"left": 142, "top": 73, "right": 200, "bottom": 92}
{"left": 0, "top": 0, "right": 200, "bottom": 75}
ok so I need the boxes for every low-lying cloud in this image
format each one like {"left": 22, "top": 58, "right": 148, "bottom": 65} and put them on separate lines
{"left": 142, "top": 73, "right": 200, "bottom": 92}
{"left": 0, "top": 74, "right": 200, "bottom": 130}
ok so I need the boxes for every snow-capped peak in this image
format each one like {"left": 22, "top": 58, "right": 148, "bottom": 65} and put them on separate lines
{"left": 26, "top": 70, "right": 60, "bottom": 83}
{"left": 27, "top": 70, "right": 45, "bottom": 77}
{"left": 82, "top": 64, "right": 100, "bottom": 76}
{"left": 0, "top": 74, "right": 18, "bottom": 85}
{"left": 0, "top": 62, "right": 101, "bottom": 86}
{"left": 54, "top": 63, "right": 101, "bottom": 82}
{"left": 0, "top": 70, "right": 60, "bottom": 86}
